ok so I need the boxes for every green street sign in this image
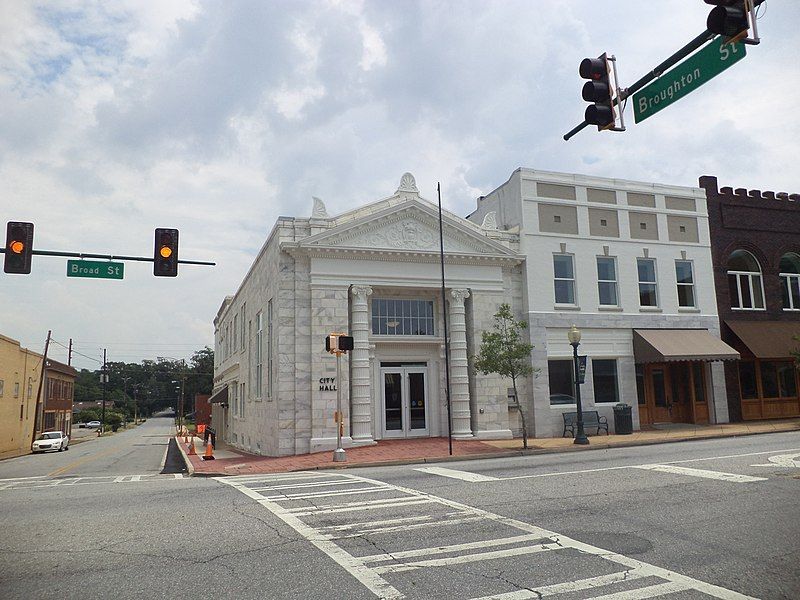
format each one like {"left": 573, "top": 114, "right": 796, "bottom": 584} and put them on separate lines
{"left": 633, "top": 36, "right": 746, "bottom": 123}
{"left": 66, "top": 260, "right": 124, "bottom": 280}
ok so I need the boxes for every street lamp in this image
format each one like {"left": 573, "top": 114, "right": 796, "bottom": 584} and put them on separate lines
{"left": 568, "top": 324, "right": 589, "bottom": 445}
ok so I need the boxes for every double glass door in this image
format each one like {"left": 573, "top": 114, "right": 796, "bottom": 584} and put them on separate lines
{"left": 380, "top": 365, "right": 428, "bottom": 438}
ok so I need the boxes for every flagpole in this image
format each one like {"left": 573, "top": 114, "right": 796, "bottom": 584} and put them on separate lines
{"left": 438, "top": 182, "right": 453, "bottom": 456}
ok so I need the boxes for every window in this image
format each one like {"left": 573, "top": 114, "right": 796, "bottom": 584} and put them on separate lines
{"left": 241, "top": 382, "right": 246, "bottom": 415}
{"left": 240, "top": 304, "right": 246, "bottom": 350}
{"left": 553, "top": 254, "right": 576, "bottom": 305}
{"left": 635, "top": 365, "right": 646, "bottom": 405}
{"left": 0, "top": 379, "right": 4, "bottom": 397}
{"left": 779, "top": 253, "right": 800, "bottom": 310}
{"left": 596, "top": 257, "right": 618, "bottom": 306}
{"left": 637, "top": 258, "right": 658, "bottom": 307}
{"left": 548, "top": 360, "right": 575, "bottom": 405}
{"left": 592, "top": 359, "right": 619, "bottom": 403}
{"left": 760, "top": 361, "right": 797, "bottom": 399}
{"left": 675, "top": 260, "right": 696, "bottom": 307}
{"left": 727, "top": 250, "right": 765, "bottom": 310}
{"left": 738, "top": 362, "right": 758, "bottom": 399}
{"left": 233, "top": 314, "right": 238, "bottom": 352}
{"left": 255, "top": 311, "right": 263, "bottom": 398}
{"left": 267, "top": 299, "right": 273, "bottom": 398}
{"left": 14, "top": 382, "right": 19, "bottom": 398}
{"left": 692, "top": 364, "right": 706, "bottom": 403}
{"left": 371, "top": 299, "right": 434, "bottom": 335}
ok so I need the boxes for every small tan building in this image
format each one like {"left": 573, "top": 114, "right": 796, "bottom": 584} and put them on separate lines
{"left": 0, "top": 334, "right": 42, "bottom": 459}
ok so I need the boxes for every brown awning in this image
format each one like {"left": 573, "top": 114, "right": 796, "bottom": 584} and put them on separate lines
{"left": 633, "top": 329, "right": 740, "bottom": 363}
{"left": 726, "top": 320, "right": 800, "bottom": 359}
{"left": 208, "top": 386, "right": 228, "bottom": 404}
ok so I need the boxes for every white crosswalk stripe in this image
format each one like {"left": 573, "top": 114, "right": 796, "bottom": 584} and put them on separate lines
{"left": 218, "top": 471, "right": 758, "bottom": 600}
{"left": 0, "top": 473, "right": 185, "bottom": 491}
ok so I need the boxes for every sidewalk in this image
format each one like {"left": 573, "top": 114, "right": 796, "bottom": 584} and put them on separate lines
{"left": 176, "top": 418, "right": 800, "bottom": 477}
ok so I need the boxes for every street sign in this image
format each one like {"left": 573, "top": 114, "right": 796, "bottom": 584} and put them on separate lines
{"left": 66, "top": 260, "right": 124, "bottom": 280}
{"left": 633, "top": 36, "right": 746, "bottom": 123}
{"left": 577, "top": 355, "right": 588, "bottom": 385}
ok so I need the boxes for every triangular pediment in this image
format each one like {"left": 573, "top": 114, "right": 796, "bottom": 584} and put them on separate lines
{"left": 298, "top": 199, "right": 515, "bottom": 257}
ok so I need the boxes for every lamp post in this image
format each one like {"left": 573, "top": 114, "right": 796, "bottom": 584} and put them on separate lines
{"left": 568, "top": 324, "right": 589, "bottom": 445}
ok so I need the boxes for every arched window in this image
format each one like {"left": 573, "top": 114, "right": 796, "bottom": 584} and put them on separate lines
{"left": 727, "top": 250, "right": 765, "bottom": 310}
{"left": 779, "top": 252, "right": 800, "bottom": 310}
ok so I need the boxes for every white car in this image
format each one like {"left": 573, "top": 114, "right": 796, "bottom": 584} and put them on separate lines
{"left": 32, "top": 431, "right": 69, "bottom": 453}
{"left": 86, "top": 420, "right": 101, "bottom": 429}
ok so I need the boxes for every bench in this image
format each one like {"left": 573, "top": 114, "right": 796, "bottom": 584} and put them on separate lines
{"left": 562, "top": 410, "right": 609, "bottom": 437}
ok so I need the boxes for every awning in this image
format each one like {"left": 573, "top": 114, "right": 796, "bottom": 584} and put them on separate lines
{"left": 633, "top": 329, "right": 740, "bottom": 363}
{"left": 208, "top": 386, "right": 228, "bottom": 404}
{"left": 726, "top": 320, "right": 800, "bottom": 359}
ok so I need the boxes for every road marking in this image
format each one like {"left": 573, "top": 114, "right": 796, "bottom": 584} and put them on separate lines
{"left": 752, "top": 452, "right": 800, "bottom": 468}
{"left": 219, "top": 472, "right": 758, "bottom": 600}
{"left": 263, "top": 485, "right": 392, "bottom": 501}
{"left": 472, "top": 569, "right": 651, "bottom": 599}
{"left": 47, "top": 444, "right": 126, "bottom": 477}
{"left": 219, "top": 477, "right": 403, "bottom": 600}
{"left": 360, "top": 534, "right": 544, "bottom": 563}
{"left": 415, "top": 466, "right": 499, "bottom": 481}
{"left": 633, "top": 464, "right": 767, "bottom": 483}
{"left": 0, "top": 476, "right": 47, "bottom": 482}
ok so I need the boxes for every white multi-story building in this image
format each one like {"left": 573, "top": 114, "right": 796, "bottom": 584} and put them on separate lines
{"left": 211, "top": 174, "right": 526, "bottom": 456}
{"left": 467, "top": 169, "right": 738, "bottom": 438}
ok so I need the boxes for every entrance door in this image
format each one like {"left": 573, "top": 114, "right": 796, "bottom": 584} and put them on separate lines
{"left": 649, "top": 365, "right": 672, "bottom": 423}
{"left": 380, "top": 367, "right": 429, "bottom": 438}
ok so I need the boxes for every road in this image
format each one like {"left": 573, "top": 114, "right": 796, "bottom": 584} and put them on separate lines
{"left": 0, "top": 426, "right": 798, "bottom": 599}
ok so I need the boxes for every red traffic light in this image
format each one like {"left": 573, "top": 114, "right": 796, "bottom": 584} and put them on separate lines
{"left": 579, "top": 54, "right": 614, "bottom": 129}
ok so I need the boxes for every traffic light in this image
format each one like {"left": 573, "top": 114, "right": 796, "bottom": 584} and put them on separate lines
{"left": 579, "top": 53, "right": 614, "bottom": 130}
{"left": 705, "top": 1, "right": 748, "bottom": 37}
{"left": 4, "top": 221, "right": 34, "bottom": 274}
{"left": 153, "top": 228, "right": 179, "bottom": 277}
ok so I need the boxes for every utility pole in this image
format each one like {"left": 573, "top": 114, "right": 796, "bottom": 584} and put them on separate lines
{"left": 67, "top": 338, "right": 73, "bottom": 366}
{"left": 31, "top": 330, "right": 51, "bottom": 446}
{"left": 101, "top": 349, "right": 107, "bottom": 434}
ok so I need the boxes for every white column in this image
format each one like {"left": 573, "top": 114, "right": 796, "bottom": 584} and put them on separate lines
{"left": 449, "top": 289, "right": 473, "bottom": 438}
{"left": 350, "top": 285, "right": 375, "bottom": 445}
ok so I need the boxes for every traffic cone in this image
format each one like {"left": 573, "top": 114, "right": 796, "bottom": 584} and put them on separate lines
{"left": 202, "top": 439, "right": 215, "bottom": 461}
{"left": 188, "top": 437, "right": 196, "bottom": 455}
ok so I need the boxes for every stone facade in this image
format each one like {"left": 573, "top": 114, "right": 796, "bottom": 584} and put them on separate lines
{"left": 0, "top": 334, "right": 42, "bottom": 459}
{"left": 213, "top": 174, "right": 524, "bottom": 456}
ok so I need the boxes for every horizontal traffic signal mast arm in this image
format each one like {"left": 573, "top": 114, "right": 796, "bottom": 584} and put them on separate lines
{"left": 564, "top": 28, "right": 715, "bottom": 141}
{"left": 0, "top": 248, "right": 215, "bottom": 265}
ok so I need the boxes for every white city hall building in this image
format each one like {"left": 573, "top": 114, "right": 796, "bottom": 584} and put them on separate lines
{"left": 212, "top": 170, "right": 737, "bottom": 456}
{"left": 211, "top": 174, "right": 525, "bottom": 456}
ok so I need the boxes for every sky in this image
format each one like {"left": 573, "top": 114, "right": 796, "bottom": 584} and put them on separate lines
{"left": 1, "top": 0, "right": 798, "bottom": 371}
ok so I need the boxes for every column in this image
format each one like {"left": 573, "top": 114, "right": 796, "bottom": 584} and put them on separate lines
{"left": 350, "top": 285, "right": 375, "bottom": 445}
{"left": 449, "top": 289, "right": 473, "bottom": 438}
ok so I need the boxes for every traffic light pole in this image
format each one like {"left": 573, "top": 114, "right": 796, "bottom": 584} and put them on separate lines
{"left": 564, "top": 29, "right": 715, "bottom": 141}
{"left": 0, "top": 248, "right": 215, "bottom": 266}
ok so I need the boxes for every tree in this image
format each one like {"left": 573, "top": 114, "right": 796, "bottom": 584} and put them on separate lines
{"left": 473, "top": 303, "right": 536, "bottom": 449}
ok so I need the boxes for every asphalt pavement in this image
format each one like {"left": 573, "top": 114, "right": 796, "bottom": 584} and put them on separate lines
{"left": 1, "top": 429, "right": 798, "bottom": 599}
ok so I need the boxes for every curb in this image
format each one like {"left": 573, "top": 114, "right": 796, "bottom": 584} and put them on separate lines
{"left": 174, "top": 436, "right": 195, "bottom": 476}
{"left": 185, "top": 424, "right": 800, "bottom": 478}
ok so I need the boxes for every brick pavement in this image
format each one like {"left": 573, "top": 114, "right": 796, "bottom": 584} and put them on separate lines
{"left": 176, "top": 418, "right": 800, "bottom": 477}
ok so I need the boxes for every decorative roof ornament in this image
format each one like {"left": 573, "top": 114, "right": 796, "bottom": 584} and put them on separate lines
{"left": 396, "top": 172, "right": 419, "bottom": 194}
{"left": 311, "top": 196, "right": 329, "bottom": 218}
{"left": 481, "top": 211, "right": 498, "bottom": 230}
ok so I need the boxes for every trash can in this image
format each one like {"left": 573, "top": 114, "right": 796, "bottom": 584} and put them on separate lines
{"left": 613, "top": 403, "right": 633, "bottom": 435}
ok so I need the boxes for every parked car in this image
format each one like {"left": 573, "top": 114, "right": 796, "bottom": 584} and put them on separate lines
{"left": 78, "top": 422, "right": 86, "bottom": 428}
{"left": 32, "top": 431, "right": 69, "bottom": 452}
{"left": 86, "top": 420, "right": 101, "bottom": 429}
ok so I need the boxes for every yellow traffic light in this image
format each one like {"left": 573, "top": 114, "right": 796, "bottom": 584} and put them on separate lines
{"left": 10, "top": 240, "right": 24, "bottom": 254}
{"left": 159, "top": 245, "right": 172, "bottom": 259}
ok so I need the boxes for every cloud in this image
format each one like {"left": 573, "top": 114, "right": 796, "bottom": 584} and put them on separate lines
{"left": 1, "top": 0, "right": 798, "bottom": 369}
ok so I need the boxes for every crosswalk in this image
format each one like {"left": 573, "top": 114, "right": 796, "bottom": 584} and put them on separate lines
{"left": 219, "top": 471, "right": 758, "bottom": 599}
{"left": 0, "top": 473, "right": 186, "bottom": 491}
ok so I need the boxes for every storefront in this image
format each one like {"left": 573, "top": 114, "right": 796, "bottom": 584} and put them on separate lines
{"left": 633, "top": 329, "right": 739, "bottom": 425}
{"left": 724, "top": 321, "right": 800, "bottom": 420}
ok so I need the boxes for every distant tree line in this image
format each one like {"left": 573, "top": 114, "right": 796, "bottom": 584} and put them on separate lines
{"left": 74, "top": 347, "right": 213, "bottom": 421}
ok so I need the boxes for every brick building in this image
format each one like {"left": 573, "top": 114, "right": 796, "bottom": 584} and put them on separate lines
{"left": 701, "top": 175, "right": 800, "bottom": 421}
{"left": 43, "top": 359, "right": 78, "bottom": 435}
